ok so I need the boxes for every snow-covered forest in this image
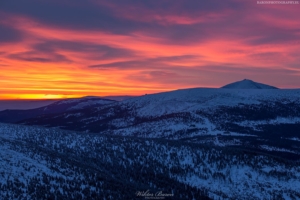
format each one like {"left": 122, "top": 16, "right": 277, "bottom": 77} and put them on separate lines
{"left": 1, "top": 123, "right": 299, "bottom": 199}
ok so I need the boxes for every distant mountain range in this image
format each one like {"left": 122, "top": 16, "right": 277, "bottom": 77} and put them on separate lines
{"left": 0, "top": 96, "right": 134, "bottom": 111}
{"left": 0, "top": 99, "right": 58, "bottom": 111}
{"left": 0, "top": 97, "right": 115, "bottom": 123}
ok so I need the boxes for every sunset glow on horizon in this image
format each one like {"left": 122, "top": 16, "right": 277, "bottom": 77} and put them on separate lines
{"left": 1, "top": 0, "right": 300, "bottom": 99}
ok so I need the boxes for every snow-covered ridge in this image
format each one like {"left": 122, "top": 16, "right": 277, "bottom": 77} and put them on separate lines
{"left": 54, "top": 96, "right": 113, "bottom": 105}
{"left": 43, "top": 97, "right": 115, "bottom": 112}
{"left": 122, "top": 88, "right": 300, "bottom": 117}
{"left": 67, "top": 99, "right": 114, "bottom": 110}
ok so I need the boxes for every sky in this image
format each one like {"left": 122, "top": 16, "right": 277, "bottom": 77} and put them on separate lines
{"left": 1, "top": 0, "right": 300, "bottom": 99}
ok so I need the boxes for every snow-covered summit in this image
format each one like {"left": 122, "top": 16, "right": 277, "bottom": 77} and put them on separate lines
{"left": 221, "top": 79, "right": 278, "bottom": 89}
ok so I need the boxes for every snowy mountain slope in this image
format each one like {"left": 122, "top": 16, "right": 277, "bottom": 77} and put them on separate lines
{"left": 20, "top": 87, "right": 300, "bottom": 126}
{"left": 0, "top": 97, "right": 115, "bottom": 123}
{"left": 221, "top": 79, "right": 278, "bottom": 89}
{"left": 1, "top": 123, "right": 300, "bottom": 200}
{"left": 118, "top": 87, "right": 298, "bottom": 117}
{"left": 7, "top": 87, "right": 299, "bottom": 124}
{"left": 3, "top": 80, "right": 300, "bottom": 199}
{"left": 19, "top": 87, "right": 300, "bottom": 160}
{"left": 20, "top": 88, "right": 300, "bottom": 126}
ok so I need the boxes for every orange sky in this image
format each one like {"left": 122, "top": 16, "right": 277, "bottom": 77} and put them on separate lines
{"left": 1, "top": 1, "right": 300, "bottom": 99}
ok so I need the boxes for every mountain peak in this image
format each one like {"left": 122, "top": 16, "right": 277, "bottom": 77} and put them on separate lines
{"left": 221, "top": 79, "right": 278, "bottom": 89}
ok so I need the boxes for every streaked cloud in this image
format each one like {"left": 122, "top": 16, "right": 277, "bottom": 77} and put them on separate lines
{"left": 0, "top": 0, "right": 300, "bottom": 99}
